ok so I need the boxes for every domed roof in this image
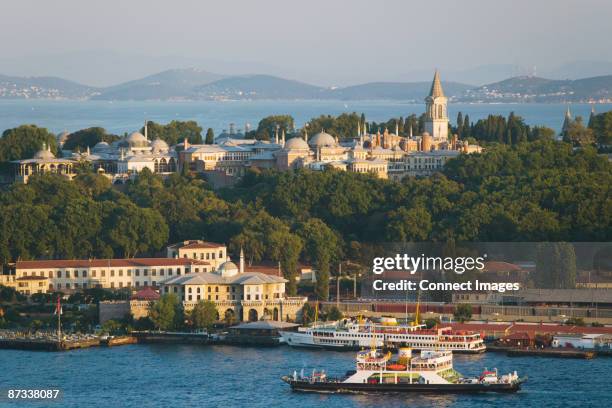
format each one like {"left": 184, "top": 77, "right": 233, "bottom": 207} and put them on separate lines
{"left": 57, "top": 131, "right": 70, "bottom": 144}
{"left": 127, "top": 132, "right": 148, "bottom": 146}
{"left": 33, "top": 148, "right": 55, "bottom": 160}
{"left": 92, "top": 141, "right": 110, "bottom": 152}
{"left": 216, "top": 260, "right": 239, "bottom": 277}
{"left": 284, "top": 137, "right": 309, "bottom": 150}
{"left": 151, "top": 138, "right": 169, "bottom": 153}
{"left": 308, "top": 131, "right": 337, "bottom": 148}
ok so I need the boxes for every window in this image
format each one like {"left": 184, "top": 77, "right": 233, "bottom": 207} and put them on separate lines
{"left": 57, "top": 271, "right": 62, "bottom": 278}
{"left": 110, "top": 270, "right": 115, "bottom": 277}
{"left": 208, "top": 287, "right": 211, "bottom": 292}
{"left": 135, "top": 269, "right": 140, "bottom": 277}
{"left": 173, "top": 287, "right": 178, "bottom": 293}
{"left": 144, "top": 270, "right": 148, "bottom": 276}
{"left": 83, "top": 270, "right": 88, "bottom": 278}
{"left": 110, "top": 282, "right": 114, "bottom": 288}
{"left": 197, "top": 287, "right": 201, "bottom": 293}
{"left": 48, "top": 271, "right": 54, "bottom": 278}
{"left": 188, "top": 287, "right": 192, "bottom": 293}
{"left": 92, "top": 270, "right": 96, "bottom": 277}
{"left": 118, "top": 270, "right": 123, "bottom": 277}
{"left": 101, "top": 270, "right": 106, "bottom": 277}
{"left": 215, "top": 287, "right": 219, "bottom": 292}
{"left": 127, "top": 270, "right": 132, "bottom": 277}
{"left": 152, "top": 269, "right": 156, "bottom": 276}
{"left": 160, "top": 269, "right": 164, "bottom": 276}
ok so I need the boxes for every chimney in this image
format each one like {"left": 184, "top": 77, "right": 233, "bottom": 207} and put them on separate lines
{"left": 183, "top": 138, "right": 189, "bottom": 150}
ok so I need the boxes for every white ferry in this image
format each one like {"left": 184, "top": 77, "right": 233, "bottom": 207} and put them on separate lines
{"left": 280, "top": 318, "right": 486, "bottom": 353}
{"left": 282, "top": 347, "right": 523, "bottom": 393}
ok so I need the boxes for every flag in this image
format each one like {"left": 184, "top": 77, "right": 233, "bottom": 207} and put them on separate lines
{"left": 54, "top": 295, "right": 62, "bottom": 315}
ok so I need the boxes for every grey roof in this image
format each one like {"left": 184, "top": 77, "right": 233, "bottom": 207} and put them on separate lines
{"left": 162, "top": 271, "right": 286, "bottom": 286}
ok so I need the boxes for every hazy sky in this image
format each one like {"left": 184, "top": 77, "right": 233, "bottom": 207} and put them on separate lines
{"left": 2, "top": 0, "right": 611, "bottom": 86}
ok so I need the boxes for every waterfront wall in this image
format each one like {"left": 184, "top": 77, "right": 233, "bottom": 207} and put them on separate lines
{"left": 320, "top": 301, "right": 612, "bottom": 324}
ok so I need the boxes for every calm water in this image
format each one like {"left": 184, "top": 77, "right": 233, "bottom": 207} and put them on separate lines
{"left": 1, "top": 99, "right": 610, "bottom": 136}
{"left": 0, "top": 345, "right": 610, "bottom": 407}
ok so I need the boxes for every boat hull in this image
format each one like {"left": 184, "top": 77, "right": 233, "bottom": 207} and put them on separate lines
{"left": 282, "top": 377, "right": 522, "bottom": 394}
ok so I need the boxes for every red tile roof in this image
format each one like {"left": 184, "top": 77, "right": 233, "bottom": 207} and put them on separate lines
{"left": 132, "top": 286, "right": 160, "bottom": 301}
{"left": 16, "top": 258, "right": 210, "bottom": 270}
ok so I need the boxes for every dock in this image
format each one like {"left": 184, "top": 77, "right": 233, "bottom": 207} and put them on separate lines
{"left": 506, "top": 348, "right": 596, "bottom": 359}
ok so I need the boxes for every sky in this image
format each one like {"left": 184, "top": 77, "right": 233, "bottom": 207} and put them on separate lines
{"left": 1, "top": 0, "right": 611, "bottom": 86}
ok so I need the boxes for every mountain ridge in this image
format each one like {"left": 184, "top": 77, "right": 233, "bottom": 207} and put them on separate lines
{"left": 2, "top": 70, "right": 612, "bottom": 102}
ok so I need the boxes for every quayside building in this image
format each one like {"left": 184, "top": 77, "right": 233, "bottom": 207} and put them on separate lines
{"left": 0, "top": 240, "right": 306, "bottom": 322}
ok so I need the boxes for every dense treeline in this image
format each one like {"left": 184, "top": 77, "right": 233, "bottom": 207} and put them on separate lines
{"left": 454, "top": 112, "right": 555, "bottom": 144}
{"left": 0, "top": 139, "right": 610, "bottom": 299}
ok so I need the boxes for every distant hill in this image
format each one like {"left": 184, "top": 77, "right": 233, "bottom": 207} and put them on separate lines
{"left": 4, "top": 68, "right": 612, "bottom": 102}
{"left": 92, "top": 68, "right": 224, "bottom": 100}
{"left": 328, "top": 81, "right": 473, "bottom": 101}
{"left": 0, "top": 74, "right": 97, "bottom": 99}
{"left": 460, "top": 75, "right": 612, "bottom": 102}
{"left": 193, "top": 74, "right": 327, "bottom": 100}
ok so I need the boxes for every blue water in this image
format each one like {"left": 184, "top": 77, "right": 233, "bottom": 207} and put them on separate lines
{"left": 0, "top": 345, "right": 610, "bottom": 407}
{"left": 1, "top": 99, "right": 610, "bottom": 136}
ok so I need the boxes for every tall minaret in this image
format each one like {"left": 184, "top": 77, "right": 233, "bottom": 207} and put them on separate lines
{"left": 424, "top": 70, "right": 448, "bottom": 140}
{"left": 239, "top": 247, "right": 245, "bottom": 274}
{"left": 274, "top": 126, "right": 279, "bottom": 144}
{"left": 144, "top": 120, "right": 148, "bottom": 140}
{"left": 281, "top": 128, "right": 286, "bottom": 146}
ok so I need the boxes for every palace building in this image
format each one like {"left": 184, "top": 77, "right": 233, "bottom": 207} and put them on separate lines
{"left": 11, "top": 71, "right": 480, "bottom": 185}
{"left": 160, "top": 250, "right": 305, "bottom": 322}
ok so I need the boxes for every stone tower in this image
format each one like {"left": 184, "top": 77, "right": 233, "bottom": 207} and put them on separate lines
{"left": 424, "top": 70, "right": 448, "bottom": 140}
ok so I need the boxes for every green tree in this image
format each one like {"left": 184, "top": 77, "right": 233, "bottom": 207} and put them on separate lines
{"left": 149, "top": 294, "right": 180, "bottom": 330}
{"left": 191, "top": 300, "right": 218, "bottom": 330}
{"left": 325, "top": 306, "right": 343, "bottom": 321}
{"left": 0, "top": 125, "right": 57, "bottom": 162}
{"left": 564, "top": 116, "right": 595, "bottom": 147}
{"left": 254, "top": 115, "right": 294, "bottom": 141}
{"left": 143, "top": 120, "right": 203, "bottom": 145}
{"left": 297, "top": 219, "right": 341, "bottom": 301}
{"left": 205, "top": 128, "right": 215, "bottom": 144}
{"left": 301, "top": 303, "right": 316, "bottom": 325}
{"left": 62, "top": 127, "right": 119, "bottom": 151}
{"left": 385, "top": 207, "right": 432, "bottom": 241}
{"left": 588, "top": 110, "right": 612, "bottom": 145}
{"left": 453, "top": 304, "right": 472, "bottom": 322}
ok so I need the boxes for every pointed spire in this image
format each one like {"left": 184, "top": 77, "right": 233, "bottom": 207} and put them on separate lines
{"left": 429, "top": 70, "right": 445, "bottom": 98}
{"left": 395, "top": 121, "right": 399, "bottom": 136}
{"left": 409, "top": 124, "right": 413, "bottom": 138}
{"left": 144, "top": 120, "right": 148, "bottom": 140}
{"left": 281, "top": 128, "right": 286, "bottom": 146}
{"left": 86, "top": 145, "right": 90, "bottom": 156}
{"left": 565, "top": 105, "right": 572, "bottom": 119}
{"left": 274, "top": 126, "right": 279, "bottom": 144}
{"left": 357, "top": 122, "right": 361, "bottom": 137}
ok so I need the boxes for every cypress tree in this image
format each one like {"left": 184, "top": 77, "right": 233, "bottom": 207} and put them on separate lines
{"left": 205, "top": 128, "right": 214, "bottom": 144}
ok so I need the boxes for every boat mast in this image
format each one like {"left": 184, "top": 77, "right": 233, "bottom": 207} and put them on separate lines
{"left": 56, "top": 295, "right": 62, "bottom": 342}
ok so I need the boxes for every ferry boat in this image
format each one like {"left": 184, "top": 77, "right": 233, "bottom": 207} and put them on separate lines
{"left": 282, "top": 347, "right": 524, "bottom": 394}
{"left": 280, "top": 318, "right": 486, "bottom": 353}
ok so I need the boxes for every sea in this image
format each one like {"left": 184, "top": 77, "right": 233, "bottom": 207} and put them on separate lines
{"left": 1, "top": 100, "right": 611, "bottom": 136}
{"left": 0, "top": 345, "right": 610, "bottom": 408}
